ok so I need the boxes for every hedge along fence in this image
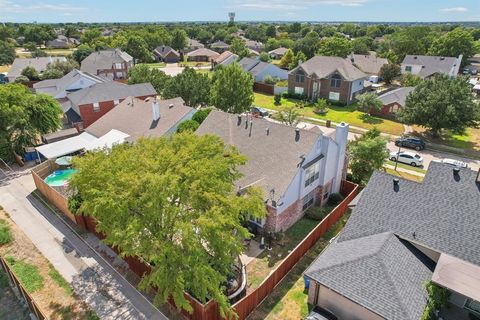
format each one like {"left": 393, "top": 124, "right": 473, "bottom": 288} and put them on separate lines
{"left": 0, "top": 256, "right": 48, "bottom": 320}
{"left": 30, "top": 161, "right": 358, "bottom": 320}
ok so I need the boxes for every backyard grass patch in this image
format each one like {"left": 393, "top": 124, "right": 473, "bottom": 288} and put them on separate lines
{"left": 6, "top": 256, "right": 44, "bottom": 293}
{"left": 254, "top": 93, "right": 405, "bottom": 135}
{"left": 48, "top": 264, "right": 73, "bottom": 296}
{"left": 43, "top": 48, "right": 76, "bottom": 56}
{"left": 0, "top": 219, "right": 12, "bottom": 244}
{"left": 247, "top": 210, "right": 335, "bottom": 293}
{"left": 248, "top": 211, "right": 352, "bottom": 320}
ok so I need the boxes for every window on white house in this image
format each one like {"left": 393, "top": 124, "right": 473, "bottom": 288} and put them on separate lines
{"left": 295, "top": 70, "right": 305, "bottom": 83}
{"left": 305, "top": 163, "right": 320, "bottom": 188}
{"left": 93, "top": 102, "right": 100, "bottom": 112}
{"left": 405, "top": 66, "right": 412, "bottom": 72}
{"left": 115, "top": 63, "right": 123, "bottom": 69}
{"left": 330, "top": 74, "right": 342, "bottom": 88}
{"left": 295, "top": 87, "right": 304, "bottom": 95}
{"left": 302, "top": 190, "right": 315, "bottom": 211}
{"left": 114, "top": 99, "right": 120, "bottom": 106}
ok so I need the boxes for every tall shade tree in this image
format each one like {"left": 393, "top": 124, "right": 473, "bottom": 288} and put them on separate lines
{"left": 379, "top": 63, "right": 400, "bottom": 85}
{"left": 211, "top": 63, "right": 254, "bottom": 114}
{"left": 317, "top": 36, "right": 353, "bottom": 58}
{"left": 357, "top": 93, "right": 383, "bottom": 113}
{"left": 293, "top": 31, "right": 320, "bottom": 59}
{"left": 0, "top": 84, "right": 62, "bottom": 161}
{"left": 289, "top": 51, "right": 307, "bottom": 70}
{"left": 170, "top": 29, "right": 188, "bottom": 51}
{"left": 128, "top": 64, "right": 171, "bottom": 96}
{"left": 229, "top": 38, "right": 248, "bottom": 58}
{"left": 69, "top": 133, "right": 266, "bottom": 317}
{"left": 0, "top": 41, "right": 15, "bottom": 65}
{"left": 398, "top": 75, "right": 480, "bottom": 137}
{"left": 163, "top": 68, "right": 211, "bottom": 108}
{"left": 348, "top": 128, "right": 389, "bottom": 186}
{"left": 428, "top": 28, "right": 475, "bottom": 66}
{"left": 125, "top": 35, "right": 154, "bottom": 63}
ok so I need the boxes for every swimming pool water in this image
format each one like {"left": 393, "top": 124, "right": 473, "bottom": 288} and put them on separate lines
{"left": 44, "top": 169, "right": 78, "bottom": 187}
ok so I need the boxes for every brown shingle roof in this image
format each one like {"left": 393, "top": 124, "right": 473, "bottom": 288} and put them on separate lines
{"left": 292, "top": 55, "right": 367, "bottom": 81}
{"left": 86, "top": 97, "right": 193, "bottom": 141}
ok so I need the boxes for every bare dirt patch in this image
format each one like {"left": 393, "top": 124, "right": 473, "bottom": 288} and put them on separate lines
{"left": 0, "top": 210, "right": 97, "bottom": 319}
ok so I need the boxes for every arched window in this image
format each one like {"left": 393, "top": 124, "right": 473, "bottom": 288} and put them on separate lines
{"left": 295, "top": 70, "right": 305, "bottom": 83}
{"left": 330, "top": 74, "right": 342, "bottom": 88}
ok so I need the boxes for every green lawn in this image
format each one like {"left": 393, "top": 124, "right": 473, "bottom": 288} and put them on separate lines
{"left": 248, "top": 211, "right": 351, "bottom": 320}
{"left": 6, "top": 256, "right": 44, "bottom": 293}
{"left": 48, "top": 264, "right": 73, "bottom": 296}
{"left": 0, "top": 65, "right": 10, "bottom": 73}
{"left": 180, "top": 61, "right": 212, "bottom": 67}
{"left": 141, "top": 62, "right": 166, "bottom": 68}
{"left": 411, "top": 126, "right": 480, "bottom": 152}
{"left": 385, "top": 160, "right": 427, "bottom": 174}
{"left": 43, "top": 48, "right": 76, "bottom": 56}
{"left": 254, "top": 93, "right": 405, "bottom": 136}
{"left": 246, "top": 216, "right": 324, "bottom": 291}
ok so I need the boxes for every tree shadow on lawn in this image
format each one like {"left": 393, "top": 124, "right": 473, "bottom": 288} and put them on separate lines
{"left": 359, "top": 113, "right": 384, "bottom": 125}
{"left": 410, "top": 129, "right": 479, "bottom": 152}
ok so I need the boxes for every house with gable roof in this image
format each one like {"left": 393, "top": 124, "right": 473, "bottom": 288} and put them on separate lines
{"left": 288, "top": 55, "right": 368, "bottom": 104}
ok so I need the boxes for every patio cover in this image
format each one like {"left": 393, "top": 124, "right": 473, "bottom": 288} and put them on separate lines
{"left": 432, "top": 253, "right": 480, "bottom": 302}
{"left": 36, "top": 132, "right": 97, "bottom": 159}
{"left": 36, "top": 129, "right": 130, "bottom": 159}
{"left": 86, "top": 129, "right": 130, "bottom": 151}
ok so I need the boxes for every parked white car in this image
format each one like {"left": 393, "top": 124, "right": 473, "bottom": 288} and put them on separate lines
{"left": 433, "top": 158, "right": 468, "bottom": 168}
{"left": 389, "top": 151, "right": 423, "bottom": 167}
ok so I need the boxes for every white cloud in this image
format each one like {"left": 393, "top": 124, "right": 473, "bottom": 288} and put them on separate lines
{"left": 232, "top": 0, "right": 368, "bottom": 11}
{"left": 440, "top": 7, "right": 468, "bottom": 13}
{"left": 0, "top": 0, "right": 86, "bottom": 13}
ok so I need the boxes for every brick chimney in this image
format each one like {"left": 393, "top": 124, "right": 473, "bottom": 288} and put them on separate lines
{"left": 152, "top": 99, "right": 160, "bottom": 121}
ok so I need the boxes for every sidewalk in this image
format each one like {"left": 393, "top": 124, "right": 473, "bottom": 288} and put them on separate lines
{"left": 0, "top": 169, "right": 168, "bottom": 320}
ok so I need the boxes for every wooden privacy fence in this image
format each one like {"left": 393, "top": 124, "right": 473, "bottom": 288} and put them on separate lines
{"left": 0, "top": 256, "right": 48, "bottom": 320}
{"left": 31, "top": 161, "right": 358, "bottom": 320}
{"left": 253, "top": 82, "right": 274, "bottom": 95}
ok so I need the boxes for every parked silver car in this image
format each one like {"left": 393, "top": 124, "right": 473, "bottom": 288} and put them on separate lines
{"left": 389, "top": 151, "right": 423, "bottom": 167}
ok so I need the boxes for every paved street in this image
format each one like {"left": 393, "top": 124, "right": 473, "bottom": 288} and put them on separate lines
{"left": 0, "top": 166, "right": 168, "bottom": 320}
{"left": 297, "top": 121, "right": 480, "bottom": 172}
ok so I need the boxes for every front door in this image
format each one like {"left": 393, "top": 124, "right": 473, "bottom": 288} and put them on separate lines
{"left": 312, "top": 81, "right": 320, "bottom": 100}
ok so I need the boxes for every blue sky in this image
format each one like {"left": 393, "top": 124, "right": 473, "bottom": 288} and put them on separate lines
{"left": 1, "top": 0, "right": 479, "bottom": 23}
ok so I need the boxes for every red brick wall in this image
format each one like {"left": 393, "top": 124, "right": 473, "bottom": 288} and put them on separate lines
{"left": 372, "top": 102, "right": 400, "bottom": 118}
{"left": 79, "top": 94, "right": 155, "bottom": 128}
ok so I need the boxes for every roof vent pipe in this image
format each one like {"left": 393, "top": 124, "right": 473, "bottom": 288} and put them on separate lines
{"left": 295, "top": 128, "right": 300, "bottom": 141}
{"left": 245, "top": 116, "right": 249, "bottom": 129}
{"left": 266, "top": 127, "right": 270, "bottom": 136}
{"left": 453, "top": 167, "right": 460, "bottom": 175}
{"left": 152, "top": 99, "right": 160, "bottom": 121}
{"left": 249, "top": 121, "right": 253, "bottom": 137}
{"left": 237, "top": 115, "right": 242, "bottom": 126}
{"left": 169, "top": 103, "right": 174, "bottom": 109}
{"left": 393, "top": 178, "right": 399, "bottom": 185}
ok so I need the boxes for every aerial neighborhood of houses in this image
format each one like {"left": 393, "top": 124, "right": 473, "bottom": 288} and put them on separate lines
{"left": 0, "top": 11, "right": 480, "bottom": 320}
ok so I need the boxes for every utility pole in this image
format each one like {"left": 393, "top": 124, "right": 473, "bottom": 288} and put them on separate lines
{"left": 394, "top": 144, "right": 401, "bottom": 171}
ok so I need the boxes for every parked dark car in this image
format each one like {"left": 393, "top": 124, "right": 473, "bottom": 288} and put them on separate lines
{"left": 395, "top": 137, "right": 425, "bottom": 151}
{"left": 251, "top": 106, "right": 269, "bottom": 118}
{"left": 0, "top": 74, "right": 7, "bottom": 84}
{"left": 305, "top": 307, "right": 338, "bottom": 320}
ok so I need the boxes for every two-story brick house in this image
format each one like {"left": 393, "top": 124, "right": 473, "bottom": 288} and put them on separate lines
{"left": 196, "top": 110, "right": 349, "bottom": 233}
{"left": 64, "top": 81, "right": 156, "bottom": 128}
{"left": 288, "top": 56, "right": 368, "bottom": 105}
{"left": 80, "top": 49, "right": 134, "bottom": 80}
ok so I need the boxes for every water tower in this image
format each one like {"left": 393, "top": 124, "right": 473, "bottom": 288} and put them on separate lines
{"left": 229, "top": 12, "right": 235, "bottom": 23}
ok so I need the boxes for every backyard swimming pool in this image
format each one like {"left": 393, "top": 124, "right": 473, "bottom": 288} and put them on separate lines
{"left": 44, "top": 169, "right": 78, "bottom": 187}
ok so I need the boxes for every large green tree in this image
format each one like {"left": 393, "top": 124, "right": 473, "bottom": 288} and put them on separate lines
{"left": 317, "top": 36, "right": 353, "bottom": 58}
{"left": 428, "top": 28, "right": 475, "bottom": 66}
{"left": 0, "top": 41, "right": 15, "bottom": 65}
{"left": 125, "top": 35, "right": 154, "bottom": 63}
{"left": 170, "top": 29, "right": 188, "bottom": 51}
{"left": 69, "top": 133, "right": 266, "bottom": 316}
{"left": 211, "top": 63, "right": 253, "bottom": 114}
{"left": 348, "top": 128, "right": 388, "bottom": 185}
{"left": 72, "top": 45, "right": 94, "bottom": 64}
{"left": 164, "top": 68, "right": 211, "bottom": 108}
{"left": 398, "top": 75, "right": 480, "bottom": 137}
{"left": 379, "top": 63, "right": 400, "bottom": 85}
{"left": 0, "top": 84, "right": 62, "bottom": 161}
{"left": 128, "top": 64, "right": 171, "bottom": 96}
{"left": 279, "top": 49, "right": 294, "bottom": 69}
{"left": 229, "top": 38, "right": 248, "bottom": 58}
{"left": 357, "top": 93, "right": 383, "bottom": 113}
{"left": 294, "top": 31, "right": 320, "bottom": 59}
